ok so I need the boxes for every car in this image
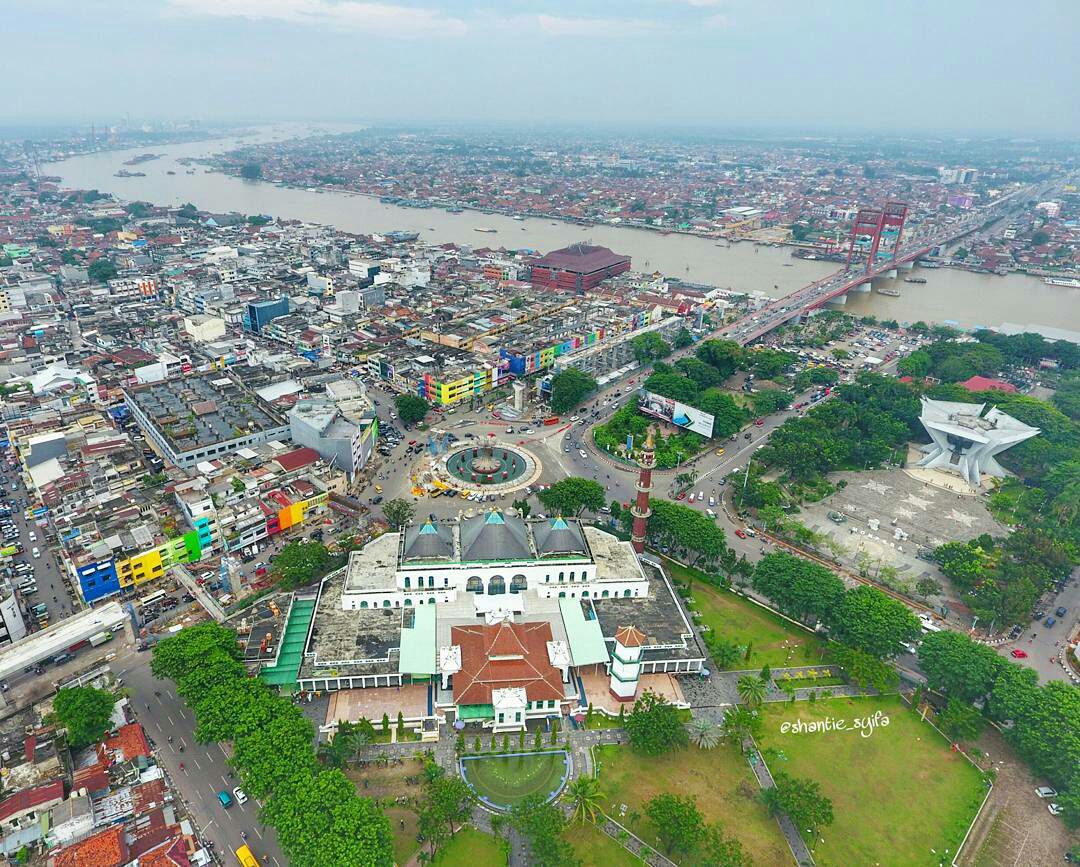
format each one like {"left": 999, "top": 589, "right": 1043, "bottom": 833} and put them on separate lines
{"left": 715, "top": 447, "right": 725, "bottom": 456}
{"left": 505, "top": 427, "right": 513, "bottom": 434}
{"left": 579, "top": 450, "right": 587, "bottom": 460}
{"left": 676, "top": 491, "right": 686, "bottom": 501}
{"left": 709, "top": 496, "right": 716, "bottom": 507}
{"left": 31, "top": 547, "right": 39, "bottom": 559}
{"left": 1010, "top": 648, "right": 1028, "bottom": 659}
{"left": 697, "top": 491, "right": 704, "bottom": 502}
{"left": 1008, "top": 624, "right": 1023, "bottom": 640}
{"left": 408, "top": 440, "right": 417, "bottom": 446}
{"left": 27, "top": 531, "right": 35, "bottom": 542}
{"left": 734, "top": 529, "right": 747, "bottom": 539}
{"left": 1049, "top": 803, "right": 1064, "bottom": 816}
{"left": 232, "top": 787, "right": 248, "bottom": 805}
{"left": 1055, "top": 606, "right": 1067, "bottom": 618}
{"left": 53, "top": 652, "right": 73, "bottom": 666}
{"left": 754, "top": 418, "right": 765, "bottom": 426}
{"left": 217, "top": 790, "right": 233, "bottom": 808}
{"left": 1036, "top": 786, "right": 1058, "bottom": 799}
{"left": 1044, "top": 616, "right": 1057, "bottom": 627}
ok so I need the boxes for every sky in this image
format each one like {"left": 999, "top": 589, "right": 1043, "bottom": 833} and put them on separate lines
{"left": 7, "top": 0, "right": 1080, "bottom": 136}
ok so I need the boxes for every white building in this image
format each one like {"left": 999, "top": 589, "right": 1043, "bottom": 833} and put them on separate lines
{"left": 916, "top": 398, "right": 1039, "bottom": 486}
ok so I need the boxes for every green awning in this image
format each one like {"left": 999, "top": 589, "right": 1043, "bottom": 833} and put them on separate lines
{"left": 458, "top": 704, "right": 494, "bottom": 720}
{"left": 559, "top": 596, "right": 610, "bottom": 666}
{"left": 398, "top": 604, "right": 437, "bottom": 675}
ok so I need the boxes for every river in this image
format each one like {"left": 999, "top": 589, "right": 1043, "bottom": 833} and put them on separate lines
{"left": 49, "top": 123, "right": 1078, "bottom": 331}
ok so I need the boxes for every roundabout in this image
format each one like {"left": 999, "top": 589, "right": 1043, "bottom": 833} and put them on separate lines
{"left": 436, "top": 440, "right": 543, "bottom": 495}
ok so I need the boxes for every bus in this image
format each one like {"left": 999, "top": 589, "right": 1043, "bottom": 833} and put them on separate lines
{"left": 137, "top": 589, "right": 168, "bottom": 608}
{"left": 235, "top": 845, "right": 260, "bottom": 867}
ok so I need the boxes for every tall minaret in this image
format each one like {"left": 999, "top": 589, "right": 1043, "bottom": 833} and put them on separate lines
{"left": 630, "top": 426, "right": 655, "bottom": 554}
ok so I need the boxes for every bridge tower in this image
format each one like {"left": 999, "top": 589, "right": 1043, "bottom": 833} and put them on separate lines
{"left": 869, "top": 201, "right": 909, "bottom": 265}
{"left": 845, "top": 208, "right": 884, "bottom": 270}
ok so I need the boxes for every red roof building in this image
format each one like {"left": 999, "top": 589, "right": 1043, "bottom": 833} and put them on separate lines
{"left": 958, "top": 375, "right": 1018, "bottom": 394}
{"left": 0, "top": 779, "right": 64, "bottom": 829}
{"left": 49, "top": 825, "right": 128, "bottom": 867}
{"left": 530, "top": 244, "right": 631, "bottom": 293}
{"left": 451, "top": 621, "right": 564, "bottom": 706}
{"left": 272, "top": 446, "right": 321, "bottom": 473}
{"left": 98, "top": 723, "right": 152, "bottom": 765}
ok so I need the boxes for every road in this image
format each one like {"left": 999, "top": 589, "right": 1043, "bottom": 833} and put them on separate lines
{"left": 995, "top": 568, "right": 1079, "bottom": 684}
{"left": 0, "top": 464, "right": 79, "bottom": 638}
{"left": 114, "top": 653, "right": 288, "bottom": 867}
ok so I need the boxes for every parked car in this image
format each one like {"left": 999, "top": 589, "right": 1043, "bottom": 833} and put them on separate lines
{"left": 1035, "top": 787, "right": 1058, "bottom": 799}
{"left": 217, "top": 791, "right": 233, "bottom": 808}
{"left": 1048, "top": 803, "right": 1063, "bottom": 816}
{"left": 1010, "top": 648, "right": 1028, "bottom": 659}
{"left": 232, "top": 787, "right": 248, "bottom": 805}
{"left": 1055, "top": 606, "right": 1067, "bottom": 618}
{"left": 1044, "top": 616, "right": 1057, "bottom": 628}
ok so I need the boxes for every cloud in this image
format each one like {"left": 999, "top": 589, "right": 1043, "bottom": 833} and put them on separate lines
{"left": 528, "top": 13, "right": 656, "bottom": 37}
{"left": 163, "top": 0, "right": 468, "bottom": 37}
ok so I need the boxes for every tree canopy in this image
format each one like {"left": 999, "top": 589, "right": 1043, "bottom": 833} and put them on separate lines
{"left": 54, "top": 687, "right": 115, "bottom": 749}
{"left": 394, "top": 393, "right": 429, "bottom": 426}
{"left": 550, "top": 367, "right": 597, "bottom": 414}
{"left": 752, "top": 552, "right": 845, "bottom": 626}
{"left": 271, "top": 540, "right": 332, "bottom": 590}
{"left": 537, "top": 477, "right": 605, "bottom": 516}
{"left": 625, "top": 690, "right": 688, "bottom": 756}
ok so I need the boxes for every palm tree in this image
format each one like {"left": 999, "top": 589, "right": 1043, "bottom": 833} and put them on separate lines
{"left": 688, "top": 718, "right": 722, "bottom": 750}
{"left": 720, "top": 706, "right": 762, "bottom": 746}
{"left": 565, "top": 776, "right": 604, "bottom": 824}
{"left": 737, "top": 674, "right": 767, "bottom": 708}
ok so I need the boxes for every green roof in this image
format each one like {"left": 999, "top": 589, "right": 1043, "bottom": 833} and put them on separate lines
{"left": 398, "top": 604, "right": 437, "bottom": 675}
{"left": 559, "top": 596, "right": 610, "bottom": 666}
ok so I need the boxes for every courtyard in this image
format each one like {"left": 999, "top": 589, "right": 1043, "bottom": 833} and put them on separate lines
{"left": 758, "top": 694, "right": 987, "bottom": 866}
{"left": 798, "top": 467, "right": 1007, "bottom": 597}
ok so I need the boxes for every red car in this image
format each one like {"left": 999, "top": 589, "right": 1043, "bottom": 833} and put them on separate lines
{"left": 754, "top": 418, "right": 765, "bottom": 426}
{"left": 676, "top": 491, "right": 687, "bottom": 501}
{"left": 734, "top": 529, "right": 747, "bottom": 539}
{"left": 1010, "top": 649, "right": 1028, "bottom": 659}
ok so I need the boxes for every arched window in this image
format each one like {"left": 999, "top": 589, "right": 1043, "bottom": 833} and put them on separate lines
{"left": 404, "top": 576, "right": 411, "bottom": 589}
{"left": 510, "top": 575, "right": 528, "bottom": 593}
{"left": 601, "top": 590, "right": 610, "bottom": 598}
{"left": 488, "top": 575, "right": 506, "bottom": 595}
{"left": 360, "top": 600, "right": 369, "bottom": 609}
{"left": 558, "top": 591, "right": 566, "bottom": 598}
{"left": 624, "top": 588, "right": 632, "bottom": 597}
{"left": 582, "top": 590, "right": 589, "bottom": 598}
{"left": 467, "top": 576, "right": 483, "bottom": 594}
{"left": 569, "top": 571, "right": 575, "bottom": 582}
{"left": 429, "top": 597, "right": 436, "bottom": 605}
{"left": 428, "top": 576, "right": 435, "bottom": 587}
{"left": 404, "top": 598, "right": 412, "bottom": 606}
{"left": 382, "top": 599, "right": 391, "bottom": 607}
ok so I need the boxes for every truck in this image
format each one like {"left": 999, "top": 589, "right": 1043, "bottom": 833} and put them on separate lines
{"left": 88, "top": 630, "right": 113, "bottom": 648}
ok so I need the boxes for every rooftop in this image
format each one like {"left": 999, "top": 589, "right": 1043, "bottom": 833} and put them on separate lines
{"left": 532, "top": 244, "right": 630, "bottom": 274}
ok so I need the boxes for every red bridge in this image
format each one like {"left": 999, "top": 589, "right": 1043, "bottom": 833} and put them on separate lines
{"left": 717, "top": 183, "right": 1041, "bottom": 346}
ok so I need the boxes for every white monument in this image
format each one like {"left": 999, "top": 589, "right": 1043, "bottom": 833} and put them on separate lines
{"left": 916, "top": 398, "right": 1039, "bottom": 486}
{"left": 609, "top": 625, "right": 646, "bottom": 702}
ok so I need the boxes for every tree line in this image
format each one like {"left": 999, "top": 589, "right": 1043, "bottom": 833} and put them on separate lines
{"left": 151, "top": 622, "right": 395, "bottom": 866}
{"left": 917, "top": 630, "right": 1080, "bottom": 827}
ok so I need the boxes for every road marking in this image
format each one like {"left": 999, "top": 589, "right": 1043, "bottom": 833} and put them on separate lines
{"left": 177, "top": 707, "right": 187, "bottom": 719}
{"left": 192, "top": 756, "right": 202, "bottom": 769}
{"left": 254, "top": 826, "right": 263, "bottom": 839}
{"left": 219, "top": 743, "right": 229, "bottom": 757}
{"left": 167, "top": 715, "right": 175, "bottom": 726}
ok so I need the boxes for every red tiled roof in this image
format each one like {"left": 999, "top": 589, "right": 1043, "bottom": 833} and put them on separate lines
{"left": 614, "top": 625, "right": 646, "bottom": 648}
{"left": 959, "top": 375, "right": 1017, "bottom": 394}
{"left": 137, "top": 834, "right": 190, "bottom": 867}
{"left": 50, "top": 825, "right": 128, "bottom": 867}
{"left": 73, "top": 761, "right": 110, "bottom": 795}
{"left": 24, "top": 735, "right": 36, "bottom": 763}
{"left": 532, "top": 244, "right": 630, "bottom": 274}
{"left": 452, "top": 621, "right": 564, "bottom": 706}
{"left": 99, "top": 722, "right": 151, "bottom": 764}
{"left": 0, "top": 778, "right": 64, "bottom": 823}
{"left": 273, "top": 446, "right": 320, "bottom": 472}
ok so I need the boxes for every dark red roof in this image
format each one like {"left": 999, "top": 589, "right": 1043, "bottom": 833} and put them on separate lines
{"left": 959, "top": 375, "right": 1017, "bottom": 394}
{"left": 452, "top": 621, "right": 564, "bottom": 705}
{"left": 532, "top": 244, "right": 630, "bottom": 274}
{"left": 273, "top": 446, "right": 320, "bottom": 472}
{"left": 0, "top": 778, "right": 64, "bottom": 823}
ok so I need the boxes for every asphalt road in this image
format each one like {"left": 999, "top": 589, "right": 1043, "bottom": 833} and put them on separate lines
{"left": 115, "top": 653, "right": 288, "bottom": 867}
{"left": 0, "top": 467, "right": 79, "bottom": 634}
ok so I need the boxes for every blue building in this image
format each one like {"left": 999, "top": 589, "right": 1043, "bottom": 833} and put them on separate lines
{"left": 245, "top": 297, "right": 290, "bottom": 334}
{"left": 76, "top": 560, "right": 121, "bottom": 604}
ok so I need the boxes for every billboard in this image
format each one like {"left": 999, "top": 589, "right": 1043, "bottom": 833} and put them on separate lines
{"left": 638, "top": 391, "right": 714, "bottom": 438}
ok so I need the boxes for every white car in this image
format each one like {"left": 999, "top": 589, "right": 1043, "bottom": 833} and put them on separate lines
{"left": 1048, "top": 803, "right": 1063, "bottom": 816}
{"left": 232, "top": 787, "right": 248, "bottom": 805}
{"left": 579, "top": 450, "right": 587, "bottom": 460}
{"left": 506, "top": 427, "right": 513, "bottom": 434}
{"left": 1035, "top": 786, "right": 1058, "bottom": 799}
{"left": 27, "top": 532, "right": 36, "bottom": 542}
{"left": 31, "top": 547, "right": 40, "bottom": 559}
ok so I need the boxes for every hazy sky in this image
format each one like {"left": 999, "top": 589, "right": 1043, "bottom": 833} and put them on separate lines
{"left": 9, "top": 0, "right": 1080, "bottom": 135}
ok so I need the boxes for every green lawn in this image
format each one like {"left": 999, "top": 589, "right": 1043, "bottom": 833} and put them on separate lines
{"left": 593, "top": 742, "right": 790, "bottom": 865}
{"left": 758, "top": 695, "right": 987, "bottom": 866}
{"left": 680, "top": 575, "right": 827, "bottom": 668}
{"left": 386, "top": 806, "right": 420, "bottom": 865}
{"left": 432, "top": 827, "right": 507, "bottom": 866}
{"left": 461, "top": 750, "right": 569, "bottom": 810}
{"left": 564, "top": 821, "right": 643, "bottom": 866}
